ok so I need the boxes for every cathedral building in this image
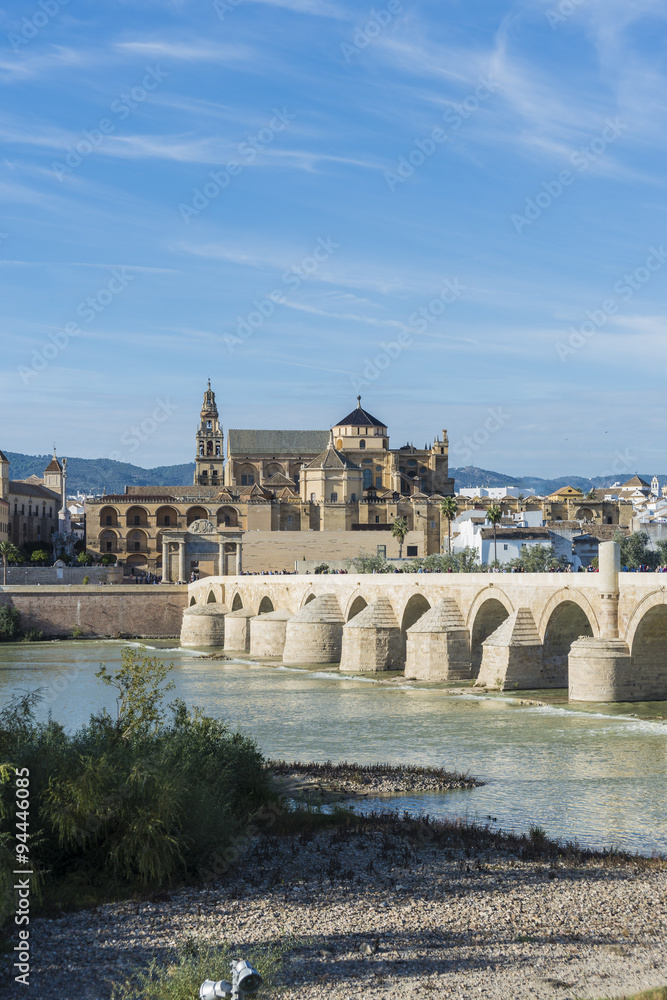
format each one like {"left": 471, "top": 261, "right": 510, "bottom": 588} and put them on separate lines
{"left": 86, "top": 383, "right": 455, "bottom": 575}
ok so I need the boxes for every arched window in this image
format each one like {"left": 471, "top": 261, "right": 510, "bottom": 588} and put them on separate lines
{"left": 359, "top": 439, "right": 366, "bottom": 449}
{"left": 363, "top": 469, "right": 372, "bottom": 488}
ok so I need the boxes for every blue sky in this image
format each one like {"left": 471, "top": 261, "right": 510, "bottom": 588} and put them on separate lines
{"left": 1, "top": 0, "right": 667, "bottom": 478}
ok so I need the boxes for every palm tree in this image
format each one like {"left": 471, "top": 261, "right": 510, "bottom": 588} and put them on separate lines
{"left": 0, "top": 541, "right": 19, "bottom": 586}
{"left": 391, "top": 517, "right": 409, "bottom": 560}
{"left": 486, "top": 504, "right": 503, "bottom": 567}
{"left": 439, "top": 496, "right": 458, "bottom": 554}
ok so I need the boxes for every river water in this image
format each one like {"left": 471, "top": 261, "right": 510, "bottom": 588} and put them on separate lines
{"left": 1, "top": 641, "right": 666, "bottom": 856}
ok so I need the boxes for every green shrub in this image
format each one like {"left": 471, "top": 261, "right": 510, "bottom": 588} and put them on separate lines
{"left": 21, "top": 629, "right": 43, "bottom": 643}
{"left": 0, "top": 648, "right": 273, "bottom": 923}
{"left": 0, "top": 605, "right": 21, "bottom": 642}
{"left": 71, "top": 625, "right": 84, "bottom": 638}
{"left": 111, "top": 939, "right": 283, "bottom": 1000}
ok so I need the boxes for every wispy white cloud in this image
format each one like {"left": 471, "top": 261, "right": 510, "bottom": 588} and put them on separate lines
{"left": 114, "top": 39, "right": 252, "bottom": 61}
{"left": 243, "top": 0, "right": 345, "bottom": 18}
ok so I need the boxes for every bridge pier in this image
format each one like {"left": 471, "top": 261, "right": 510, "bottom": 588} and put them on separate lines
{"left": 476, "top": 609, "right": 543, "bottom": 690}
{"left": 282, "top": 594, "right": 344, "bottom": 665}
{"left": 405, "top": 599, "right": 471, "bottom": 681}
{"left": 180, "top": 603, "right": 228, "bottom": 647}
{"left": 224, "top": 608, "right": 256, "bottom": 652}
{"left": 249, "top": 609, "right": 293, "bottom": 658}
{"left": 569, "top": 541, "right": 633, "bottom": 701}
{"left": 339, "top": 599, "right": 403, "bottom": 672}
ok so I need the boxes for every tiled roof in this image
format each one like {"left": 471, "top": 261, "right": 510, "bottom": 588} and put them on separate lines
{"left": 480, "top": 528, "right": 550, "bottom": 540}
{"left": 8, "top": 481, "right": 60, "bottom": 501}
{"left": 304, "top": 439, "right": 360, "bottom": 471}
{"left": 44, "top": 455, "right": 62, "bottom": 473}
{"left": 336, "top": 398, "right": 385, "bottom": 428}
{"left": 263, "top": 472, "right": 297, "bottom": 487}
{"left": 228, "top": 429, "right": 329, "bottom": 456}
{"left": 0, "top": 450, "right": 8, "bottom": 463}
{"left": 621, "top": 475, "right": 650, "bottom": 488}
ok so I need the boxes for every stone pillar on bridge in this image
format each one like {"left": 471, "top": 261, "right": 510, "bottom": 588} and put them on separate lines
{"left": 339, "top": 599, "right": 403, "bottom": 672}
{"left": 405, "top": 599, "right": 471, "bottom": 681}
{"left": 475, "top": 608, "right": 544, "bottom": 691}
{"left": 569, "top": 541, "right": 633, "bottom": 701}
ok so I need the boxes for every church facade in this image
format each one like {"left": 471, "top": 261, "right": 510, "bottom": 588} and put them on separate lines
{"left": 86, "top": 384, "right": 455, "bottom": 575}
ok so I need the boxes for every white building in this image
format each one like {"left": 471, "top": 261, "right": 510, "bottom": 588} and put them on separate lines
{"left": 457, "top": 486, "right": 537, "bottom": 500}
{"left": 452, "top": 515, "right": 551, "bottom": 566}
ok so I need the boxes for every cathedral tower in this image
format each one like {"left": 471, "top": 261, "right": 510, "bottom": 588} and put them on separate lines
{"left": 194, "top": 380, "right": 224, "bottom": 486}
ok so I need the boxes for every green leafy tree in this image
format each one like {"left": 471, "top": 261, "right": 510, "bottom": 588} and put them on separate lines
{"left": 510, "top": 544, "right": 570, "bottom": 572}
{"left": 486, "top": 504, "right": 503, "bottom": 567}
{"left": 0, "top": 605, "right": 21, "bottom": 641}
{"left": 439, "top": 496, "right": 458, "bottom": 554}
{"left": 30, "top": 549, "right": 49, "bottom": 565}
{"left": 391, "top": 516, "right": 409, "bottom": 560}
{"left": 96, "top": 645, "right": 176, "bottom": 740}
{"left": 0, "top": 541, "right": 20, "bottom": 585}
{"left": 615, "top": 530, "right": 659, "bottom": 570}
{"left": 77, "top": 551, "right": 93, "bottom": 566}
{"left": 347, "top": 553, "right": 391, "bottom": 573}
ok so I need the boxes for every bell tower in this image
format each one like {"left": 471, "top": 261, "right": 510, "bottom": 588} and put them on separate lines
{"left": 194, "top": 380, "right": 224, "bottom": 487}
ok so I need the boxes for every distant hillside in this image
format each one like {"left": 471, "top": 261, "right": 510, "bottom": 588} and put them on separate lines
{"left": 2, "top": 453, "right": 660, "bottom": 498}
{"left": 451, "top": 467, "right": 663, "bottom": 496}
{"left": 4, "top": 452, "right": 196, "bottom": 495}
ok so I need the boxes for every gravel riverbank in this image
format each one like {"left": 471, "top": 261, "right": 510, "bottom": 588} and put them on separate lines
{"left": 5, "top": 815, "right": 666, "bottom": 1000}
{"left": 268, "top": 760, "right": 482, "bottom": 799}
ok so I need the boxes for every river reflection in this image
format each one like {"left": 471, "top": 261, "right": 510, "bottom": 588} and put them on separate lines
{"left": 0, "top": 641, "right": 665, "bottom": 855}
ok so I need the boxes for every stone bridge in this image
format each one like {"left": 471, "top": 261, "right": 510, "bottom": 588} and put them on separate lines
{"left": 182, "top": 543, "right": 667, "bottom": 703}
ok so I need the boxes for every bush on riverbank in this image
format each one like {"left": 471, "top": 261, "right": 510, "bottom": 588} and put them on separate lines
{"left": 0, "top": 647, "right": 273, "bottom": 924}
{"left": 0, "top": 606, "right": 21, "bottom": 642}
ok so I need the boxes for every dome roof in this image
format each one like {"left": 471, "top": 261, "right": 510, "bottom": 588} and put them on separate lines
{"left": 336, "top": 396, "right": 385, "bottom": 429}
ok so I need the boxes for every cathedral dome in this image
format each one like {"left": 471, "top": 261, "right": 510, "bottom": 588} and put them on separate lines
{"left": 335, "top": 396, "right": 385, "bottom": 429}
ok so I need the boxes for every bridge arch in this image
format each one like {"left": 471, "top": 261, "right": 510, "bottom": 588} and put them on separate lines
{"left": 400, "top": 593, "right": 431, "bottom": 634}
{"left": 207, "top": 590, "right": 217, "bottom": 604}
{"left": 624, "top": 590, "right": 667, "bottom": 649}
{"left": 258, "top": 596, "right": 274, "bottom": 614}
{"left": 189, "top": 596, "right": 197, "bottom": 606}
{"left": 231, "top": 591, "right": 244, "bottom": 611}
{"left": 345, "top": 591, "right": 369, "bottom": 621}
{"left": 300, "top": 590, "right": 318, "bottom": 609}
{"left": 468, "top": 587, "right": 514, "bottom": 677}
{"left": 627, "top": 594, "right": 667, "bottom": 699}
{"left": 541, "top": 596, "right": 596, "bottom": 686}
{"left": 537, "top": 589, "right": 600, "bottom": 643}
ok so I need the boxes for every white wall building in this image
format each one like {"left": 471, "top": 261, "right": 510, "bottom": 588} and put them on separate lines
{"left": 452, "top": 515, "right": 551, "bottom": 566}
{"left": 457, "top": 486, "right": 537, "bottom": 500}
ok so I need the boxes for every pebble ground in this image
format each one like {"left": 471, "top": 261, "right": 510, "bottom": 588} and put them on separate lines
{"left": 3, "top": 821, "right": 666, "bottom": 1000}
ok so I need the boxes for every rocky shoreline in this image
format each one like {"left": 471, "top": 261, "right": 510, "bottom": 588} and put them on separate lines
{"left": 6, "top": 812, "right": 666, "bottom": 1000}
{"left": 268, "top": 759, "right": 482, "bottom": 800}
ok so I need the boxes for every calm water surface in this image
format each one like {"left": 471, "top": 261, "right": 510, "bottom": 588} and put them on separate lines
{"left": 1, "top": 641, "right": 666, "bottom": 856}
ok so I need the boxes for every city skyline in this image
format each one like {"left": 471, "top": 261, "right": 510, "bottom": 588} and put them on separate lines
{"left": 2, "top": 0, "right": 667, "bottom": 477}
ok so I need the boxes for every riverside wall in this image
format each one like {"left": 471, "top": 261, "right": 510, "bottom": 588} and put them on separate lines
{"left": 0, "top": 585, "right": 188, "bottom": 638}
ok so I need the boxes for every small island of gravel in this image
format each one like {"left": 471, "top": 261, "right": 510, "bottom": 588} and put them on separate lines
{"left": 268, "top": 759, "right": 483, "bottom": 801}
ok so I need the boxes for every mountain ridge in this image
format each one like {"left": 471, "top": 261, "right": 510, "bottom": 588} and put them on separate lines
{"left": 1, "top": 452, "right": 658, "bottom": 497}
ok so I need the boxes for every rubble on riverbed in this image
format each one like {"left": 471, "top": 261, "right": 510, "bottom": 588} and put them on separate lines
{"left": 268, "top": 759, "right": 482, "bottom": 800}
{"left": 6, "top": 813, "right": 666, "bottom": 1000}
